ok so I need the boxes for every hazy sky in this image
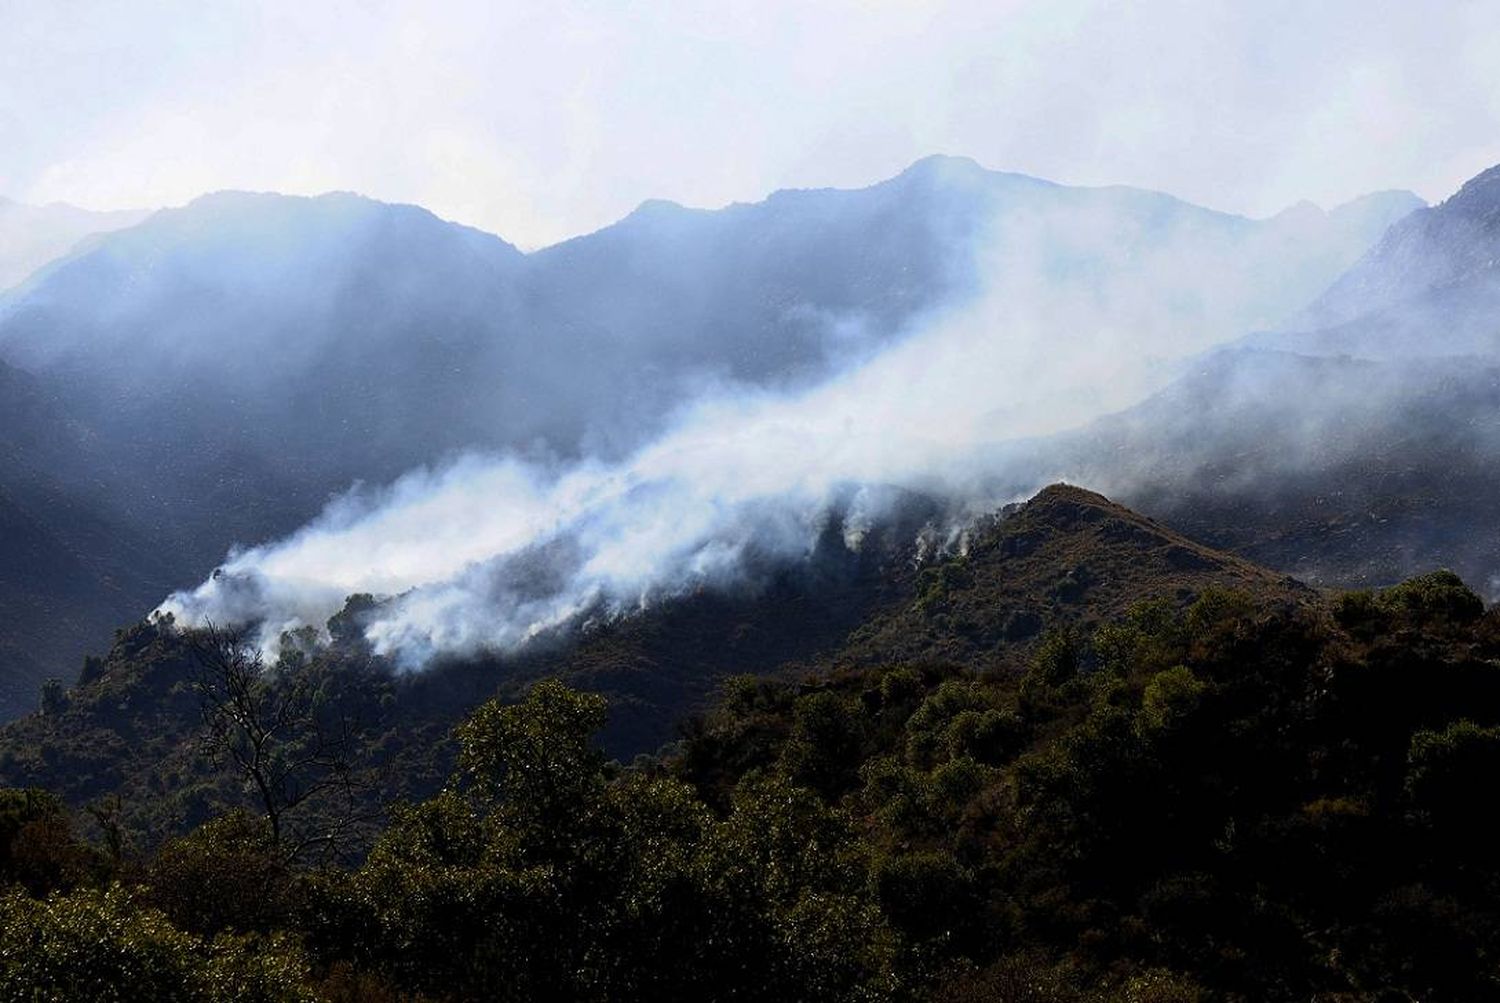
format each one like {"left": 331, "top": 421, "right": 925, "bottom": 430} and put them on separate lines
{"left": 4, "top": 0, "right": 1499, "bottom": 247}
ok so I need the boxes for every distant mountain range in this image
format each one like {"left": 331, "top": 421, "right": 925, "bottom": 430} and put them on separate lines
{"left": 1031, "top": 163, "right": 1500, "bottom": 594}
{"left": 1297, "top": 163, "right": 1500, "bottom": 332}
{"left": 0, "top": 197, "right": 149, "bottom": 292}
{"left": 0, "top": 157, "right": 1421, "bottom": 718}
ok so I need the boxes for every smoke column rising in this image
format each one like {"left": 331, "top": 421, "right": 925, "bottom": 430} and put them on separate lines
{"left": 157, "top": 195, "right": 1357, "bottom": 663}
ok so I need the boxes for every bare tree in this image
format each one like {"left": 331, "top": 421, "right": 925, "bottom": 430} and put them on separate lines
{"left": 188, "top": 623, "right": 371, "bottom": 862}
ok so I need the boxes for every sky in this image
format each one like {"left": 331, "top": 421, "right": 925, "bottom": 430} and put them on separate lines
{"left": 3, "top": 0, "right": 1500, "bottom": 248}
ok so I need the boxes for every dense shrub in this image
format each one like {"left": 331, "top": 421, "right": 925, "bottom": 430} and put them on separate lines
{"left": 6, "top": 571, "right": 1500, "bottom": 1000}
{"left": 0, "top": 886, "right": 313, "bottom": 1002}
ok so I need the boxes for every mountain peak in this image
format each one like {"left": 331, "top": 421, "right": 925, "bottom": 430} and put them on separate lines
{"left": 623, "top": 197, "right": 693, "bottom": 220}
{"left": 1443, "top": 162, "right": 1500, "bottom": 216}
{"left": 177, "top": 188, "right": 405, "bottom": 220}
{"left": 900, "top": 153, "right": 987, "bottom": 176}
{"left": 1295, "top": 163, "right": 1500, "bottom": 328}
{"left": 830, "top": 483, "right": 1310, "bottom": 673}
{"left": 1270, "top": 199, "right": 1326, "bottom": 222}
{"left": 163, "top": 190, "right": 517, "bottom": 250}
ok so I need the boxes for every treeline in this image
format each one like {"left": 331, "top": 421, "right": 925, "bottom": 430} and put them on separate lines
{"left": 4, "top": 572, "right": 1500, "bottom": 1000}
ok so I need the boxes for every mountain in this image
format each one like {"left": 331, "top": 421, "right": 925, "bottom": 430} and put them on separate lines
{"left": 0, "top": 161, "right": 1420, "bottom": 715}
{"left": 0, "top": 193, "right": 539, "bottom": 718}
{"left": 1246, "top": 166, "right": 1500, "bottom": 360}
{"left": 0, "top": 196, "right": 149, "bottom": 292}
{"left": 0, "top": 160, "right": 1419, "bottom": 468}
{"left": 831, "top": 482, "right": 1313, "bottom": 672}
{"left": 1296, "top": 165, "right": 1500, "bottom": 330}
{"left": 0, "top": 190, "right": 530, "bottom": 491}
{"left": 0, "top": 483, "right": 1314, "bottom": 835}
{"left": 530, "top": 159, "right": 1421, "bottom": 374}
{"left": 1021, "top": 163, "right": 1500, "bottom": 595}
{"left": 0, "top": 357, "right": 184, "bottom": 716}
{"left": 1037, "top": 349, "right": 1500, "bottom": 592}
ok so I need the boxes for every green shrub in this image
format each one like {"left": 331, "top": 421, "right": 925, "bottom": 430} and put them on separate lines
{"left": 0, "top": 885, "right": 313, "bottom": 1002}
{"left": 148, "top": 810, "right": 291, "bottom": 936}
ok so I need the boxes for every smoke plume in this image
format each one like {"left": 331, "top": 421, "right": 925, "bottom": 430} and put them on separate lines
{"left": 158, "top": 184, "right": 1406, "bottom": 662}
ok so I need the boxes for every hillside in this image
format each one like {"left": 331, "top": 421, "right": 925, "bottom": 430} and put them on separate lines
{"left": 1252, "top": 166, "right": 1500, "bottom": 361}
{"left": 0, "top": 484, "right": 1315, "bottom": 838}
{"left": 3, "top": 504, "right": 1498, "bottom": 1000}
{"left": 0, "top": 358, "right": 184, "bottom": 715}
{"left": 0, "top": 196, "right": 149, "bottom": 292}
{"left": 661, "top": 565, "right": 1500, "bottom": 1002}
{"left": 1094, "top": 352, "right": 1500, "bottom": 593}
{"left": 1298, "top": 163, "right": 1500, "bottom": 329}
{"left": 831, "top": 484, "right": 1312, "bottom": 673}
{"left": 1018, "top": 162, "right": 1500, "bottom": 596}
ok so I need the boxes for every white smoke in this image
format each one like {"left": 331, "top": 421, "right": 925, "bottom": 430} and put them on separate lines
{"left": 157, "top": 187, "right": 1380, "bottom": 662}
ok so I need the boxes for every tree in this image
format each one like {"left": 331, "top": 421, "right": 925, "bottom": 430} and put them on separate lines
{"left": 0, "top": 788, "right": 101, "bottom": 896}
{"left": 38, "top": 678, "right": 66, "bottom": 717}
{"left": 148, "top": 810, "right": 292, "bottom": 937}
{"left": 188, "top": 624, "right": 367, "bottom": 861}
{"left": 455, "top": 676, "right": 608, "bottom": 856}
{"left": 0, "top": 885, "right": 314, "bottom": 1002}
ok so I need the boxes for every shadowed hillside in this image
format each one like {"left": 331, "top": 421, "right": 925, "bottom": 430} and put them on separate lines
{"left": 3, "top": 491, "right": 1498, "bottom": 1001}
{"left": 0, "top": 484, "right": 1316, "bottom": 838}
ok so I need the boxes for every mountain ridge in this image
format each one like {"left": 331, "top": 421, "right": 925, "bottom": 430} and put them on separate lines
{"left": 0, "top": 157, "right": 1431, "bottom": 716}
{"left": 0, "top": 197, "right": 151, "bottom": 292}
{"left": 1297, "top": 161, "right": 1500, "bottom": 329}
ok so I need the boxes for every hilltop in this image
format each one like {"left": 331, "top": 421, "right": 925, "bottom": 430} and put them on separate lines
{"left": 832, "top": 484, "right": 1312, "bottom": 673}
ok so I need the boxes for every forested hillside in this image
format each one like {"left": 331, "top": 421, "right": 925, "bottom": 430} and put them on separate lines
{"left": 0, "top": 485, "right": 1309, "bottom": 830}
{"left": 1, "top": 489, "right": 1496, "bottom": 1000}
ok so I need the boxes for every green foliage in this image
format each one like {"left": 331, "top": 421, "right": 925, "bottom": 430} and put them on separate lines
{"left": 677, "top": 571, "right": 1500, "bottom": 1001}
{"left": 1118, "top": 968, "right": 1207, "bottom": 1003}
{"left": 1020, "top": 626, "right": 1083, "bottom": 712}
{"left": 1138, "top": 665, "right": 1205, "bottom": 735}
{"left": 779, "top": 691, "right": 864, "bottom": 797}
{"left": 0, "top": 886, "right": 313, "bottom": 1002}
{"left": 1405, "top": 719, "right": 1500, "bottom": 839}
{"left": 1337, "top": 569, "right": 1485, "bottom": 636}
{"left": 1094, "top": 598, "right": 1186, "bottom": 677}
{"left": 4, "top": 570, "right": 1500, "bottom": 1000}
{"left": 1376, "top": 570, "right": 1485, "bottom": 623}
{"left": 38, "top": 678, "right": 67, "bottom": 717}
{"left": 0, "top": 788, "right": 102, "bottom": 897}
{"left": 305, "top": 680, "right": 899, "bottom": 1001}
{"left": 148, "top": 810, "right": 291, "bottom": 936}
{"left": 871, "top": 850, "right": 971, "bottom": 942}
{"left": 877, "top": 666, "right": 922, "bottom": 708}
{"left": 944, "top": 706, "right": 1027, "bottom": 766}
{"left": 457, "top": 677, "right": 607, "bottom": 823}
{"left": 906, "top": 680, "right": 988, "bottom": 767}
{"left": 915, "top": 558, "right": 974, "bottom": 612}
